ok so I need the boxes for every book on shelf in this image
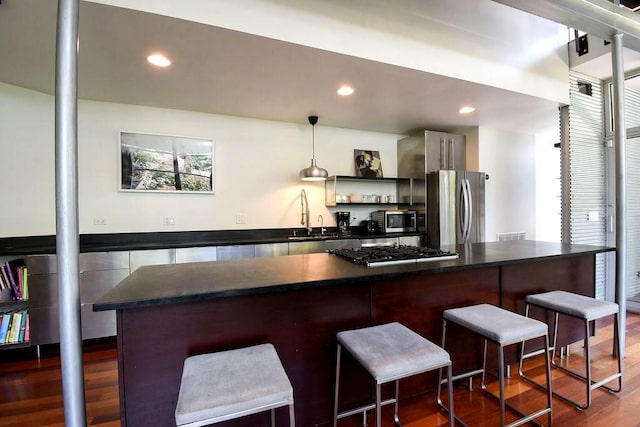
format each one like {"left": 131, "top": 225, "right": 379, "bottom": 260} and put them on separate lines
{"left": 24, "top": 313, "right": 30, "bottom": 342}
{"left": 0, "top": 309, "right": 29, "bottom": 345}
{"left": 0, "top": 313, "right": 10, "bottom": 343}
{"left": 13, "top": 312, "right": 21, "bottom": 343}
{"left": 0, "top": 268, "right": 7, "bottom": 290}
{"left": 4, "top": 259, "right": 26, "bottom": 301}
{"left": 0, "top": 267, "right": 11, "bottom": 295}
{"left": 18, "top": 310, "right": 27, "bottom": 342}
{"left": 19, "top": 266, "right": 28, "bottom": 301}
{"left": 8, "top": 312, "right": 20, "bottom": 343}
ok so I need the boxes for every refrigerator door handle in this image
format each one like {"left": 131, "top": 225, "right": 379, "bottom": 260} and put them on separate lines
{"left": 458, "top": 180, "right": 465, "bottom": 241}
{"left": 460, "top": 179, "right": 468, "bottom": 242}
{"left": 464, "top": 178, "right": 473, "bottom": 242}
{"left": 448, "top": 138, "right": 454, "bottom": 169}
{"left": 458, "top": 178, "right": 471, "bottom": 242}
{"left": 440, "top": 137, "right": 446, "bottom": 169}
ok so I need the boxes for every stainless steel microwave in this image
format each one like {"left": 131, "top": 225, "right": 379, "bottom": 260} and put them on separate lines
{"left": 371, "top": 210, "right": 417, "bottom": 233}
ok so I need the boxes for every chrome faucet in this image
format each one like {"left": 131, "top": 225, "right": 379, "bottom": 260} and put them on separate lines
{"left": 318, "top": 214, "right": 325, "bottom": 235}
{"left": 301, "top": 189, "right": 312, "bottom": 235}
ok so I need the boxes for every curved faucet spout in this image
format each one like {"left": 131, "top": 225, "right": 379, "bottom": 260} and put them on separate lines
{"left": 318, "top": 214, "right": 325, "bottom": 235}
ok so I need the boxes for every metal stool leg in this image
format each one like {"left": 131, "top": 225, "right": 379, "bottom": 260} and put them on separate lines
{"left": 498, "top": 347, "right": 506, "bottom": 427}
{"left": 393, "top": 380, "right": 400, "bottom": 426}
{"left": 446, "top": 364, "right": 455, "bottom": 427}
{"left": 585, "top": 319, "right": 592, "bottom": 408}
{"left": 375, "top": 383, "right": 382, "bottom": 427}
{"left": 544, "top": 333, "right": 553, "bottom": 427}
{"left": 436, "top": 319, "right": 447, "bottom": 409}
{"left": 437, "top": 319, "right": 466, "bottom": 427}
{"left": 334, "top": 344, "right": 342, "bottom": 427}
{"left": 289, "top": 403, "right": 295, "bottom": 427}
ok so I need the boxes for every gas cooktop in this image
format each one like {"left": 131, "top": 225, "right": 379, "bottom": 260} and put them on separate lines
{"left": 328, "top": 245, "right": 458, "bottom": 267}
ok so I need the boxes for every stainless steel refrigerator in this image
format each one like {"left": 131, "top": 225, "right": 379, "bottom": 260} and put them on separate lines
{"left": 427, "top": 170, "right": 485, "bottom": 247}
{"left": 397, "top": 130, "right": 485, "bottom": 247}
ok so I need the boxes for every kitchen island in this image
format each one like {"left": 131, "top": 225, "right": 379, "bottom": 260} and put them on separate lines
{"left": 94, "top": 240, "right": 613, "bottom": 427}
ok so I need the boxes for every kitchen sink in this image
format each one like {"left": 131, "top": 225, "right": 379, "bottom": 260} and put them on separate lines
{"left": 287, "top": 233, "right": 341, "bottom": 241}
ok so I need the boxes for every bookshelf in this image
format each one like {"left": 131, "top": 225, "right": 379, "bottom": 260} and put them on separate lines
{"left": 0, "top": 257, "right": 29, "bottom": 348}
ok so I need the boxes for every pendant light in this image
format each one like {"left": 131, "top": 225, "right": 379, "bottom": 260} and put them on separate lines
{"left": 299, "top": 115, "right": 328, "bottom": 181}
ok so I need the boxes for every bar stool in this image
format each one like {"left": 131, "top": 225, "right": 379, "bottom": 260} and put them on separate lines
{"left": 333, "top": 322, "right": 455, "bottom": 427}
{"left": 175, "top": 343, "right": 295, "bottom": 427}
{"left": 520, "top": 290, "right": 623, "bottom": 409}
{"left": 439, "top": 304, "right": 553, "bottom": 427}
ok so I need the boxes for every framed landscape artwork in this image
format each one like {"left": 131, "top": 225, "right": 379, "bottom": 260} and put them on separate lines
{"left": 119, "top": 132, "right": 214, "bottom": 193}
{"left": 354, "top": 149, "right": 384, "bottom": 178}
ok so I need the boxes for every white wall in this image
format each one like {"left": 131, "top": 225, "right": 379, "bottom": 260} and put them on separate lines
{"left": 0, "top": 84, "right": 56, "bottom": 237}
{"left": 0, "top": 83, "right": 399, "bottom": 237}
{"left": 535, "top": 130, "right": 562, "bottom": 242}
{"left": 1, "top": 82, "right": 563, "bottom": 240}
{"left": 478, "top": 127, "right": 537, "bottom": 241}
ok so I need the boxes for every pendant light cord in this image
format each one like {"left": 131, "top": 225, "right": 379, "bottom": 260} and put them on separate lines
{"left": 311, "top": 123, "right": 316, "bottom": 159}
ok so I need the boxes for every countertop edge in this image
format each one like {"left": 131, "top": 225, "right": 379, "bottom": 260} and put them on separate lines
{"left": 93, "top": 242, "right": 614, "bottom": 312}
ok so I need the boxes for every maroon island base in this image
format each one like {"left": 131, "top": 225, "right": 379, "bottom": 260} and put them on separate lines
{"left": 94, "top": 241, "right": 610, "bottom": 426}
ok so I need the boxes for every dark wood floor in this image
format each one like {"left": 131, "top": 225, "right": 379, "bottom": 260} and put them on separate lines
{"left": 0, "top": 313, "right": 638, "bottom": 427}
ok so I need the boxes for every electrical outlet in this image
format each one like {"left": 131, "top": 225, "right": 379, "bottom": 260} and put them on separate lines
{"left": 93, "top": 217, "right": 106, "bottom": 225}
{"left": 163, "top": 216, "right": 176, "bottom": 226}
{"left": 235, "top": 214, "right": 247, "bottom": 224}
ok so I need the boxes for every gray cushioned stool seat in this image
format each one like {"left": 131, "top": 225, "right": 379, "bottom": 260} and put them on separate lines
{"left": 441, "top": 304, "right": 553, "bottom": 427}
{"left": 337, "top": 322, "right": 451, "bottom": 383}
{"left": 175, "top": 343, "right": 294, "bottom": 426}
{"left": 334, "top": 322, "right": 455, "bottom": 427}
{"left": 443, "top": 303, "right": 548, "bottom": 345}
{"left": 526, "top": 290, "right": 618, "bottom": 320}
{"left": 522, "top": 290, "right": 622, "bottom": 409}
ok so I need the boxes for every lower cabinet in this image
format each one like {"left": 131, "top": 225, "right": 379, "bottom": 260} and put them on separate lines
{"left": 27, "top": 252, "right": 130, "bottom": 345}
{"left": 26, "top": 255, "right": 59, "bottom": 346}
{"left": 23, "top": 236, "right": 417, "bottom": 345}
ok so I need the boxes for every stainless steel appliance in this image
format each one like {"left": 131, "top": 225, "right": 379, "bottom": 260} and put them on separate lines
{"left": 335, "top": 212, "right": 351, "bottom": 234}
{"left": 328, "top": 245, "right": 458, "bottom": 267}
{"left": 360, "top": 219, "right": 377, "bottom": 235}
{"left": 427, "top": 170, "right": 485, "bottom": 247}
{"left": 397, "top": 130, "right": 485, "bottom": 247}
{"left": 371, "top": 210, "right": 417, "bottom": 233}
{"left": 397, "top": 130, "right": 465, "bottom": 176}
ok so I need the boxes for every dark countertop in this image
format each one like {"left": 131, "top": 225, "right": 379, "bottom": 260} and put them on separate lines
{"left": 94, "top": 240, "right": 614, "bottom": 312}
{"left": 0, "top": 228, "right": 412, "bottom": 255}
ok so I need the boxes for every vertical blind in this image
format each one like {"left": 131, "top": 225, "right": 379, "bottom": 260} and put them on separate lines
{"left": 567, "top": 72, "right": 607, "bottom": 300}
{"left": 626, "top": 135, "right": 640, "bottom": 299}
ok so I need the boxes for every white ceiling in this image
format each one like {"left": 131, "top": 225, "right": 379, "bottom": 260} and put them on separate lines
{"left": 0, "top": 0, "right": 609, "bottom": 135}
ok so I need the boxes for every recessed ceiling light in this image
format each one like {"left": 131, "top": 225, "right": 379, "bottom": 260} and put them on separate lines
{"left": 337, "top": 85, "right": 354, "bottom": 96}
{"left": 459, "top": 105, "right": 476, "bottom": 114}
{"left": 147, "top": 54, "right": 171, "bottom": 67}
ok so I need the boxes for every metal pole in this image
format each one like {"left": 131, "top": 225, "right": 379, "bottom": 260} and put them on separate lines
{"left": 55, "top": 0, "right": 86, "bottom": 426}
{"left": 611, "top": 32, "right": 627, "bottom": 357}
